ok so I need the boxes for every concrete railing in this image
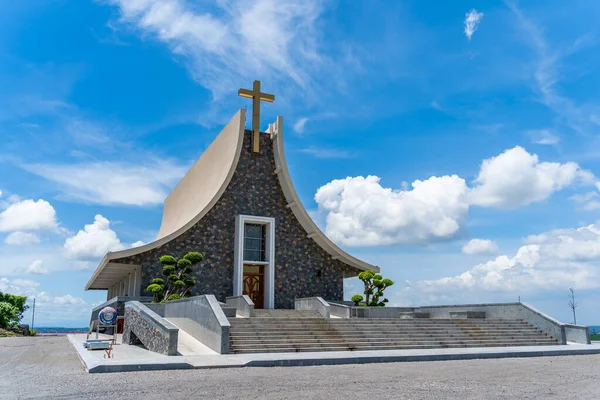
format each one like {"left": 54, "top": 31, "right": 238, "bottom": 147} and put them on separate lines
{"left": 162, "top": 295, "right": 231, "bottom": 354}
{"left": 144, "top": 303, "right": 165, "bottom": 316}
{"left": 327, "top": 301, "right": 418, "bottom": 319}
{"left": 328, "top": 302, "right": 351, "bottom": 318}
{"left": 295, "top": 297, "right": 330, "bottom": 319}
{"left": 122, "top": 301, "right": 179, "bottom": 356}
{"left": 564, "top": 324, "right": 591, "bottom": 344}
{"left": 418, "top": 302, "right": 591, "bottom": 345}
{"left": 226, "top": 295, "right": 255, "bottom": 317}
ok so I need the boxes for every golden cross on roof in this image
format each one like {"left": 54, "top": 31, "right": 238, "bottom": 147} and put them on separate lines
{"left": 238, "top": 80, "right": 275, "bottom": 154}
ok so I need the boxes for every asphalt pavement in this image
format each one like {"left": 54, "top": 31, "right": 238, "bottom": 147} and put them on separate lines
{"left": 1, "top": 336, "right": 599, "bottom": 399}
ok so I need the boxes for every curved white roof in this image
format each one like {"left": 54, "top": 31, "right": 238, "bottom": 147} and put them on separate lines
{"left": 85, "top": 109, "right": 376, "bottom": 291}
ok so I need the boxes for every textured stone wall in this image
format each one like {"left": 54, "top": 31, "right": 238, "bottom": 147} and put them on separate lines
{"left": 122, "top": 301, "right": 178, "bottom": 355}
{"left": 113, "top": 130, "right": 359, "bottom": 309}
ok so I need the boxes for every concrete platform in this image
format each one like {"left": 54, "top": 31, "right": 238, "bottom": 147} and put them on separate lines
{"left": 67, "top": 334, "right": 600, "bottom": 374}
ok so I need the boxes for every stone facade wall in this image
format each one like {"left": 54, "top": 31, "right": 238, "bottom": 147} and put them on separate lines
{"left": 113, "top": 130, "right": 359, "bottom": 309}
{"left": 122, "top": 301, "right": 178, "bottom": 355}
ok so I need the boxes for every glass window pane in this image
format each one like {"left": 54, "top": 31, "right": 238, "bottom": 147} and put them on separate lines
{"left": 244, "top": 250, "right": 262, "bottom": 261}
{"left": 244, "top": 223, "right": 267, "bottom": 261}
{"left": 244, "top": 238, "right": 261, "bottom": 250}
{"left": 245, "top": 224, "right": 263, "bottom": 238}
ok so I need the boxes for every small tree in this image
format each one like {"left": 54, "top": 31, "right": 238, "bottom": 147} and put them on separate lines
{"left": 0, "top": 291, "right": 28, "bottom": 329}
{"left": 568, "top": 287, "right": 578, "bottom": 325}
{"left": 356, "top": 270, "right": 394, "bottom": 307}
{"left": 146, "top": 252, "right": 203, "bottom": 303}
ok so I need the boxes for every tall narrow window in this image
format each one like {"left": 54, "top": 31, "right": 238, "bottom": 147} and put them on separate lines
{"left": 244, "top": 223, "right": 266, "bottom": 261}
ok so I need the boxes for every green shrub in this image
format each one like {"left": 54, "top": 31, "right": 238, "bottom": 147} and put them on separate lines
{"left": 159, "top": 255, "right": 177, "bottom": 265}
{"left": 351, "top": 294, "right": 364, "bottom": 306}
{"left": 183, "top": 252, "right": 203, "bottom": 264}
{"left": 166, "top": 294, "right": 181, "bottom": 302}
{"left": 146, "top": 284, "right": 164, "bottom": 303}
{"left": 0, "top": 328, "right": 16, "bottom": 337}
{"left": 29, "top": 329, "right": 36, "bottom": 336}
{"left": 0, "top": 291, "right": 28, "bottom": 329}
{"left": 0, "top": 302, "right": 20, "bottom": 329}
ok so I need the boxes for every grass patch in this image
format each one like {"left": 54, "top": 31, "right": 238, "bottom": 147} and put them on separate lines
{"left": 591, "top": 334, "right": 600, "bottom": 341}
{"left": 0, "top": 328, "right": 17, "bottom": 337}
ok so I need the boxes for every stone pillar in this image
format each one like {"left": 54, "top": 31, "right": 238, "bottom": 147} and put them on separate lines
{"left": 128, "top": 273, "right": 135, "bottom": 297}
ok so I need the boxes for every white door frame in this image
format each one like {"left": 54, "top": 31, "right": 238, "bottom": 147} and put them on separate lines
{"left": 233, "top": 215, "right": 275, "bottom": 309}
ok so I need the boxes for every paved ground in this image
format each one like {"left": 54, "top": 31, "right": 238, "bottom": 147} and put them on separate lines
{"left": 2, "top": 336, "right": 600, "bottom": 400}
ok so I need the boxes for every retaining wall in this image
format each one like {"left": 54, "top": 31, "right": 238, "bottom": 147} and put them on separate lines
{"left": 122, "top": 301, "right": 178, "bottom": 356}
{"left": 226, "top": 295, "right": 255, "bottom": 317}
{"left": 162, "top": 295, "right": 230, "bottom": 354}
{"left": 295, "top": 297, "right": 330, "bottom": 318}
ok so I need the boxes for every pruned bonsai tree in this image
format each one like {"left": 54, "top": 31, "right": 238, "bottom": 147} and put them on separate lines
{"left": 355, "top": 270, "right": 394, "bottom": 307}
{"left": 145, "top": 252, "right": 203, "bottom": 303}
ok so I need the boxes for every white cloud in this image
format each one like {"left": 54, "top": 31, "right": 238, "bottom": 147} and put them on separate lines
{"left": 462, "top": 239, "right": 498, "bottom": 255}
{"left": 0, "top": 277, "right": 40, "bottom": 297}
{"left": 293, "top": 117, "right": 309, "bottom": 133}
{"left": 107, "top": 0, "right": 324, "bottom": 97}
{"left": 22, "top": 260, "right": 49, "bottom": 275}
{"left": 403, "top": 222, "right": 600, "bottom": 304}
{"left": 23, "top": 161, "right": 188, "bottom": 206}
{"left": 468, "top": 146, "right": 595, "bottom": 209}
{"left": 0, "top": 199, "right": 59, "bottom": 232}
{"left": 53, "top": 294, "right": 84, "bottom": 305}
{"left": 315, "top": 175, "right": 469, "bottom": 246}
{"left": 527, "top": 129, "right": 560, "bottom": 145}
{"left": 299, "top": 147, "right": 353, "bottom": 159}
{"left": 64, "top": 215, "right": 125, "bottom": 260}
{"left": 464, "top": 9, "right": 484, "bottom": 40}
{"left": 131, "top": 240, "right": 145, "bottom": 248}
{"left": 4, "top": 231, "right": 41, "bottom": 245}
{"left": 10, "top": 278, "right": 40, "bottom": 288}
{"left": 0, "top": 278, "right": 93, "bottom": 325}
{"left": 570, "top": 192, "right": 600, "bottom": 211}
{"left": 316, "top": 146, "right": 597, "bottom": 246}
{"left": 508, "top": 3, "right": 597, "bottom": 136}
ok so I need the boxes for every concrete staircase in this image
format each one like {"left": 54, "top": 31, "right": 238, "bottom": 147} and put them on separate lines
{"left": 228, "top": 312, "right": 559, "bottom": 354}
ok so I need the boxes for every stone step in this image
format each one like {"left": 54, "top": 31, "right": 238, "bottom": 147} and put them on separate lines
{"left": 233, "top": 318, "right": 531, "bottom": 325}
{"left": 230, "top": 341, "right": 555, "bottom": 354}
{"left": 231, "top": 333, "right": 554, "bottom": 341}
{"left": 231, "top": 326, "right": 539, "bottom": 333}
{"left": 234, "top": 317, "right": 529, "bottom": 323}
{"left": 230, "top": 337, "right": 557, "bottom": 347}
{"left": 230, "top": 323, "right": 537, "bottom": 331}
{"left": 251, "top": 310, "right": 322, "bottom": 319}
{"left": 230, "top": 325, "right": 539, "bottom": 333}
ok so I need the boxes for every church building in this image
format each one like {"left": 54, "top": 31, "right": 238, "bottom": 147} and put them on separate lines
{"left": 85, "top": 81, "right": 376, "bottom": 309}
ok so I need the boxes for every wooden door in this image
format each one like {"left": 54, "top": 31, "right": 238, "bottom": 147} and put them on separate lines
{"left": 243, "top": 265, "right": 265, "bottom": 309}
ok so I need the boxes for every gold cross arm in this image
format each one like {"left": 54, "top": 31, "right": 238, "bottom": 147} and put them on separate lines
{"left": 238, "top": 88, "right": 275, "bottom": 103}
{"left": 238, "top": 80, "right": 275, "bottom": 154}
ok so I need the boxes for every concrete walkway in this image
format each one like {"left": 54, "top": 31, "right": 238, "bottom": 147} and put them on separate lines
{"left": 67, "top": 334, "right": 600, "bottom": 373}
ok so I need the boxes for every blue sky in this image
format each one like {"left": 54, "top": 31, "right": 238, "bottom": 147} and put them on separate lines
{"left": 1, "top": 0, "right": 600, "bottom": 326}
